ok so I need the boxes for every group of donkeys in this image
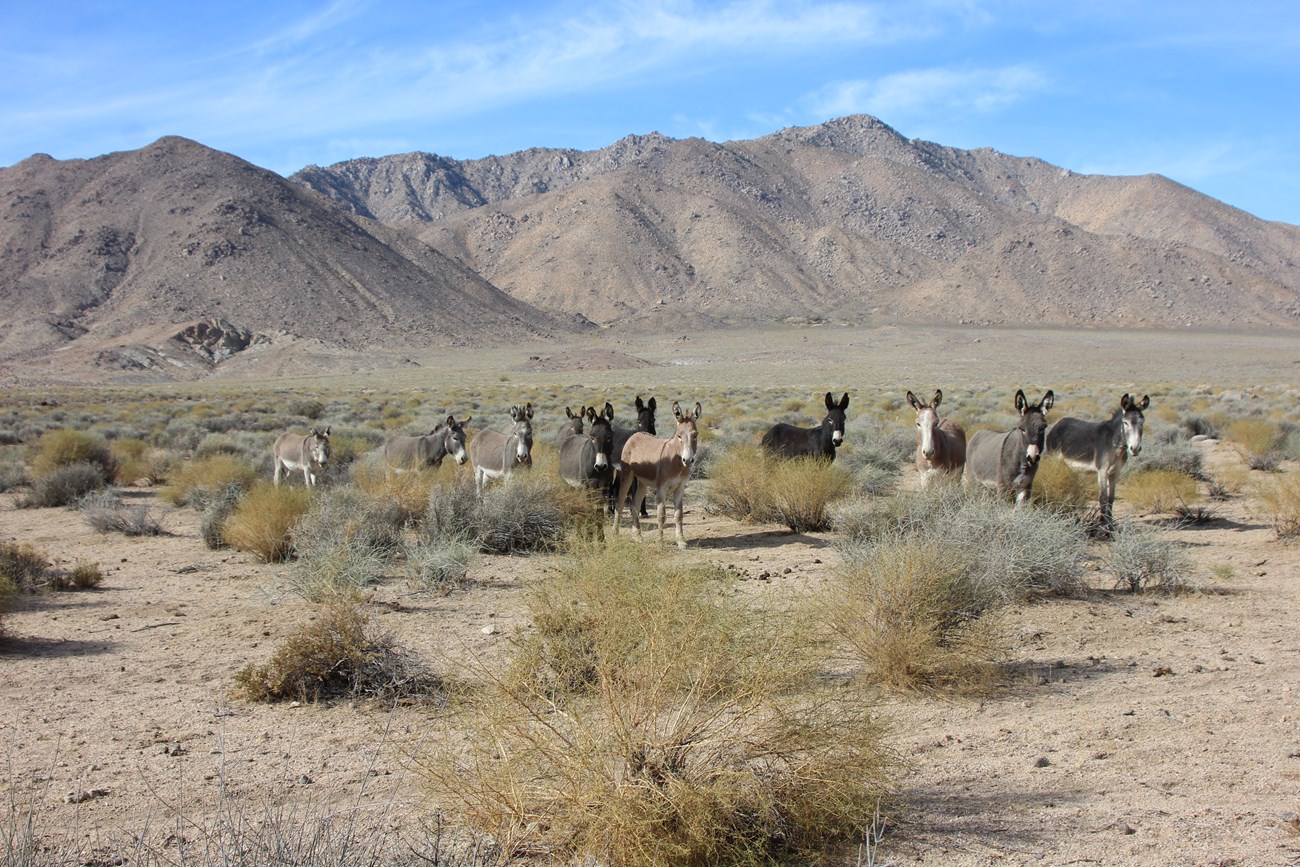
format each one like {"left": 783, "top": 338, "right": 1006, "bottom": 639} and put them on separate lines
{"left": 270, "top": 387, "right": 1150, "bottom": 547}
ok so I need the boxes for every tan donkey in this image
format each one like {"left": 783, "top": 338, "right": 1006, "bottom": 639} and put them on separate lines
{"left": 613, "top": 401, "right": 702, "bottom": 548}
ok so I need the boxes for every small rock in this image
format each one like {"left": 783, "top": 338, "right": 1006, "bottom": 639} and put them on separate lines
{"left": 481, "top": 624, "right": 498, "bottom": 635}
{"left": 1287, "top": 748, "right": 1300, "bottom": 759}
{"left": 288, "top": 701, "right": 301, "bottom": 709}
{"left": 1033, "top": 756, "right": 1051, "bottom": 768}
{"left": 1152, "top": 666, "right": 1173, "bottom": 677}
{"left": 299, "top": 774, "right": 313, "bottom": 785}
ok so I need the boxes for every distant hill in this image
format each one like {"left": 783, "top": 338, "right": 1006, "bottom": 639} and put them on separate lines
{"left": 296, "top": 115, "right": 1300, "bottom": 330}
{"left": 2, "top": 116, "right": 1298, "bottom": 383}
{"left": 0, "top": 136, "right": 563, "bottom": 380}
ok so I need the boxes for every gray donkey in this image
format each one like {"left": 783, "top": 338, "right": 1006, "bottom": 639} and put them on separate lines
{"left": 966, "top": 389, "right": 1054, "bottom": 505}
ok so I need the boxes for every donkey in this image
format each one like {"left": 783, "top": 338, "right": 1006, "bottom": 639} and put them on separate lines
{"left": 1047, "top": 393, "right": 1150, "bottom": 529}
{"left": 469, "top": 403, "right": 534, "bottom": 494}
{"left": 907, "top": 389, "right": 966, "bottom": 484}
{"left": 613, "top": 401, "right": 701, "bottom": 548}
{"left": 382, "top": 415, "right": 471, "bottom": 471}
{"left": 558, "top": 403, "right": 615, "bottom": 493}
{"left": 761, "top": 392, "right": 850, "bottom": 461}
{"left": 609, "top": 395, "right": 657, "bottom": 518}
{"left": 966, "top": 389, "right": 1054, "bottom": 505}
{"left": 272, "top": 427, "right": 331, "bottom": 487}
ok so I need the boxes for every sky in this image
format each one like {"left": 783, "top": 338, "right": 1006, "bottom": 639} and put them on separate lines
{"left": 3, "top": 1, "right": 1299, "bottom": 224}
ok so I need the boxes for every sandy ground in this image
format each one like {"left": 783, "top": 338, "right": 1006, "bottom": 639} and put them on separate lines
{"left": 2, "top": 441, "right": 1299, "bottom": 866}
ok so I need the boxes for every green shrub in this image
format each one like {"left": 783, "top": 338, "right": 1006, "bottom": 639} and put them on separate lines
{"left": 1256, "top": 470, "right": 1300, "bottom": 539}
{"left": 288, "top": 489, "right": 405, "bottom": 601}
{"left": 221, "top": 482, "right": 312, "bottom": 563}
{"left": 19, "top": 461, "right": 106, "bottom": 508}
{"left": 1032, "top": 454, "right": 1093, "bottom": 511}
{"left": 1106, "top": 522, "right": 1193, "bottom": 593}
{"left": 233, "top": 595, "right": 440, "bottom": 703}
{"left": 1226, "top": 418, "right": 1283, "bottom": 470}
{"left": 824, "top": 538, "right": 1007, "bottom": 692}
{"left": 424, "top": 474, "right": 580, "bottom": 554}
{"left": 199, "top": 481, "right": 247, "bottom": 549}
{"left": 1124, "top": 469, "right": 1201, "bottom": 514}
{"left": 30, "top": 429, "right": 117, "bottom": 482}
{"left": 835, "top": 485, "right": 1086, "bottom": 597}
{"left": 70, "top": 562, "right": 105, "bottom": 589}
{"left": 162, "top": 453, "right": 260, "bottom": 507}
{"left": 424, "top": 537, "right": 894, "bottom": 864}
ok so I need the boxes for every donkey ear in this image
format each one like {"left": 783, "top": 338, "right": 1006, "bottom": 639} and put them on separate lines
{"left": 825, "top": 392, "right": 835, "bottom": 411}
{"left": 838, "top": 393, "right": 849, "bottom": 410}
{"left": 510, "top": 406, "right": 520, "bottom": 420}
{"left": 693, "top": 402, "right": 702, "bottom": 419}
{"left": 648, "top": 397, "right": 657, "bottom": 411}
{"left": 309, "top": 427, "right": 318, "bottom": 436}
{"left": 932, "top": 389, "right": 942, "bottom": 409}
{"left": 461, "top": 415, "right": 472, "bottom": 426}
{"left": 585, "top": 406, "right": 597, "bottom": 422}
{"left": 1138, "top": 395, "right": 1150, "bottom": 410}
{"left": 1014, "top": 389, "right": 1027, "bottom": 413}
{"left": 603, "top": 402, "right": 614, "bottom": 420}
{"left": 323, "top": 426, "right": 330, "bottom": 436}
{"left": 1041, "top": 390, "right": 1055, "bottom": 411}
{"left": 635, "top": 395, "right": 645, "bottom": 411}
{"left": 446, "top": 415, "right": 457, "bottom": 427}
{"left": 672, "top": 401, "right": 683, "bottom": 420}
{"left": 525, "top": 403, "right": 534, "bottom": 419}
{"left": 1120, "top": 393, "right": 1132, "bottom": 411}
{"left": 906, "top": 391, "right": 920, "bottom": 410}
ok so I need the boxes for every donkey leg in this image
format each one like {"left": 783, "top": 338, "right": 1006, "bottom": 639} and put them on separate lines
{"left": 655, "top": 498, "right": 667, "bottom": 543}
{"left": 273, "top": 460, "right": 282, "bottom": 487}
{"left": 673, "top": 490, "right": 686, "bottom": 549}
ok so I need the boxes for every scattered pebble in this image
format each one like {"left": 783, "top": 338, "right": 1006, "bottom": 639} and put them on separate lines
{"left": 1034, "top": 756, "right": 1051, "bottom": 768}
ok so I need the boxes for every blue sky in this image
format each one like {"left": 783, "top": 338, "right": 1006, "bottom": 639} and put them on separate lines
{"left": 3, "top": 1, "right": 1298, "bottom": 224}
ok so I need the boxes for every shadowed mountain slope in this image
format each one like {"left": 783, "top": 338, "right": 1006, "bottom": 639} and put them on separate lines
{"left": 0, "top": 137, "right": 563, "bottom": 369}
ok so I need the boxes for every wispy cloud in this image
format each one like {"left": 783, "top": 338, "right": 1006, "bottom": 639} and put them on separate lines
{"left": 807, "top": 64, "right": 1050, "bottom": 120}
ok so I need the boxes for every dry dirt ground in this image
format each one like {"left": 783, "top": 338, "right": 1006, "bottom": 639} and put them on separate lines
{"left": 3, "top": 323, "right": 1300, "bottom": 865}
{"left": 2, "top": 440, "right": 1299, "bottom": 866}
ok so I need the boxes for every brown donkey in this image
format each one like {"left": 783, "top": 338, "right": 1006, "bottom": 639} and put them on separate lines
{"left": 907, "top": 389, "right": 966, "bottom": 484}
{"left": 613, "top": 401, "right": 701, "bottom": 548}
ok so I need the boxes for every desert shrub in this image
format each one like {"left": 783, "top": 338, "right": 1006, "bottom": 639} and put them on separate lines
{"left": 30, "top": 428, "right": 117, "bottom": 482}
{"left": 162, "top": 453, "right": 260, "bottom": 507}
{"left": 221, "top": 481, "right": 312, "bottom": 563}
{"left": 0, "top": 450, "right": 27, "bottom": 492}
{"left": 1123, "top": 469, "right": 1201, "bottom": 514}
{"left": 424, "top": 474, "right": 582, "bottom": 555}
{"left": 769, "top": 457, "right": 852, "bottom": 531}
{"left": 1256, "top": 470, "right": 1300, "bottom": 539}
{"left": 835, "top": 485, "right": 1086, "bottom": 596}
{"left": 288, "top": 489, "right": 405, "bottom": 601}
{"left": 78, "top": 490, "right": 165, "bottom": 536}
{"left": 1032, "top": 454, "right": 1093, "bottom": 511}
{"left": 288, "top": 398, "right": 326, "bottom": 420}
{"left": 824, "top": 538, "right": 1007, "bottom": 692}
{"left": 351, "top": 460, "right": 452, "bottom": 524}
{"left": 404, "top": 535, "right": 475, "bottom": 593}
{"left": 233, "top": 595, "right": 440, "bottom": 704}
{"left": 1106, "top": 522, "right": 1193, "bottom": 593}
{"left": 1179, "top": 415, "right": 1219, "bottom": 439}
{"left": 109, "top": 437, "right": 161, "bottom": 484}
{"left": 839, "top": 425, "right": 913, "bottom": 496}
{"left": 0, "top": 541, "right": 48, "bottom": 591}
{"left": 706, "top": 447, "right": 850, "bottom": 531}
{"left": 704, "top": 445, "right": 779, "bottom": 522}
{"left": 18, "top": 461, "right": 106, "bottom": 508}
{"left": 425, "top": 537, "right": 894, "bottom": 864}
{"left": 199, "top": 481, "right": 247, "bottom": 549}
{"left": 70, "top": 562, "right": 105, "bottom": 589}
{"left": 194, "top": 432, "right": 249, "bottom": 459}
{"left": 1129, "top": 436, "right": 1205, "bottom": 480}
{"left": 0, "top": 574, "right": 14, "bottom": 636}
{"left": 1226, "top": 418, "right": 1284, "bottom": 470}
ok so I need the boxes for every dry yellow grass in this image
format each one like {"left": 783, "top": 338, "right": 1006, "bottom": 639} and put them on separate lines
{"left": 221, "top": 482, "right": 312, "bottom": 563}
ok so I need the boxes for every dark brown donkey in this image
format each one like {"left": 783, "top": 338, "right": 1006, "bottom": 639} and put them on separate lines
{"left": 613, "top": 401, "right": 701, "bottom": 548}
{"left": 609, "top": 395, "right": 657, "bottom": 517}
{"left": 761, "top": 392, "right": 849, "bottom": 460}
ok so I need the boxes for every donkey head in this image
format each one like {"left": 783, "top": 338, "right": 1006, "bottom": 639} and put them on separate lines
{"left": 672, "top": 401, "right": 702, "bottom": 466}
{"left": 585, "top": 402, "right": 615, "bottom": 469}
{"left": 307, "top": 427, "right": 331, "bottom": 467}
{"left": 564, "top": 406, "right": 586, "bottom": 436}
{"left": 441, "top": 414, "right": 471, "bottom": 465}
{"left": 635, "top": 395, "right": 658, "bottom": 435}
{"left": 1119, "top": 393, "right": 1150, "bottom": 457}
{"left": 823, "top": 392, "right": 850, "bottom": 447}
{"left": 907, "top": 389, "right": 942, "bottom": 459}
{"left": 1014, "top": 389, "right": 1054, "bottom": 465}
{"left": 509, "top": 403, "right": 534, "bottom": 464}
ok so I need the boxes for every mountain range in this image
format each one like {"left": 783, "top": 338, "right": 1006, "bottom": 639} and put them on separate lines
{"left": 2, "top": 114, "right": 1297, "bottom": 382}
